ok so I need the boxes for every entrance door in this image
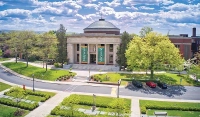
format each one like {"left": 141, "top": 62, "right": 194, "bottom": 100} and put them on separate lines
{"left": 90, "top": 54, "right": 96, "bottom": 64}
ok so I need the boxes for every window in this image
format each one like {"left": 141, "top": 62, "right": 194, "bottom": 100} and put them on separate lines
{"left": 77, "top": 44, "right": 79, "bottom": 51}
{"left": 109, "top": 54, "right": 113, "bottom": 63}
{"left": 101, "top": 44, "right": 104, "bottom": 46}
{"left": 175, "top": 44, "right": 180, "bottom": 49}
{"left": 109, "top": 44, "right": 113, "bottom": 52}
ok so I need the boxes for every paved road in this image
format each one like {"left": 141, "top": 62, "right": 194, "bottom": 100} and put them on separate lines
{"left": 1, "top": 67, "right": 200, "bottom": 100}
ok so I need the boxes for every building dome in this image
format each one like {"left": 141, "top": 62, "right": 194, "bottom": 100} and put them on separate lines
{"left": 84, "top": 19, "right": 120, "bottom": 35}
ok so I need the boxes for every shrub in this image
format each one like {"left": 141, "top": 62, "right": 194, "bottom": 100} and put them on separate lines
{"left": 54, "top": 62, "right": 62, "bottom": 68}
{"left": 140, "top": 106, "right": 146, "bottom": 114}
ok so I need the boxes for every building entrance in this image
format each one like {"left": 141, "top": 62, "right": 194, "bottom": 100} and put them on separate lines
{"left": 90, "top": 54, "right": 96, "bottom": 64}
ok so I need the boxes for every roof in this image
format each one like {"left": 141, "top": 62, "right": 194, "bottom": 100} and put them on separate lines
{"left": 84, "top": 19, "right": 119, "bottom": 30}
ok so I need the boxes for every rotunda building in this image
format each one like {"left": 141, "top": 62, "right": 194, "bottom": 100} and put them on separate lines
{"left": 67, "top": 19, "right": 121, "bottom": 68}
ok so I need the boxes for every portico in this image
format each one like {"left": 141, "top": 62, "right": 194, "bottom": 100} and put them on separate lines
{"left": 67, "top": 18, "right": 121, "bottom": 65}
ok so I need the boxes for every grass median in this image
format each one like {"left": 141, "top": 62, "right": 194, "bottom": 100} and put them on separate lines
{"left": 92, "top": 72, "right": 200, "bottom": 86}
{"left": 0, "top": 82, "right": 11, "bottom": 91}
{"left": 2, "top": 62, "right": 76, "bottom": 81}
{"left": 140, "top": 100, "right": 200, "bottom": 117}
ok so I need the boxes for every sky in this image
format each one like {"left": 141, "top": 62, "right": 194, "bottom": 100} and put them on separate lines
{"left": 0, "top": 0, "right": 200, "bottom": 36}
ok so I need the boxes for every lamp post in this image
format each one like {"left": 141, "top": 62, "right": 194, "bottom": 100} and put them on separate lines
{"left": 32, "top": 74, "right": 35, "bottom": 92}
{"left": 89, "top": 69, "right": 90, "bottom": 80}
{"left": 117, "top": 79, "right": 121, "bottom": 98}
{"left": 92, "top": 94, "right": 96, "bottom": 111}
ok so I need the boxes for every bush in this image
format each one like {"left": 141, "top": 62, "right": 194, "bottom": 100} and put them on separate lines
{"left": 140, "top": 106, "right": 146, "bottom": 114}
{"left": 54, "top": 62, "right": 62, "bottom": 68}
{"left": 0, "top": 98, "right": 38, "bottom": 110}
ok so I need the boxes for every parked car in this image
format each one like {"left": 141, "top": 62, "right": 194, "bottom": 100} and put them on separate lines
{"left": 132, "top": 80, "right": 143, "bottom": 88}
{"left": 157, "top": 82, "right": 167, "bottom": 89}
{"left": 146, "top": 81, "right": 156, "bottom": 88}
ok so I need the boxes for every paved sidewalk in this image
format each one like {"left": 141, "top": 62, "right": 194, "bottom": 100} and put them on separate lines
{"left": 25, "top": 92, "right": 70, "bottom": 117}
{"left": 0, "top": 88, "right": 11, "bottom": 95}
{"left": 131, "top": 98, "right": 140, "bottom": 117}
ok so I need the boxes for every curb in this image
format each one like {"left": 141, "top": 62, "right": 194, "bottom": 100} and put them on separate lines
{"left": 0, "top": 63, "right": 125, "bottom": 88}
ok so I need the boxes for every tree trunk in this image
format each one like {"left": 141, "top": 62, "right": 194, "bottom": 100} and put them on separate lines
{"left": 15, "top": 53, "right": 17, "bottom": 63}
{"left": 26, "top": 53, "right": 28, "bottom": 67}
{"left": 150, "top": 63, "right": 154, "bottom": 79}
{"left": 61, "top": 59, "right": 63, "bottom": 68}
{"left": 46, "top": 60, "right": 47, "bottom": 72}
{"left": 43, "top": 59, "right": 44, "bottom": 68}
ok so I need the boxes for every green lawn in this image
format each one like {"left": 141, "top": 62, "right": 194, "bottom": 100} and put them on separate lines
{"left": 2, "top": 62, "right": 76, "bottom": 81}
{"left": 93, "top": 72, "right": 200, "bottom": 86}
{"left": 4, "top": 88, "right": 56, "bottom": 102}
{"left": 0, "top": 104, "right": 29, "bottom": 117}
{"left": 0, "top": 57, "right": 9, "bottom": 61}
{"left": 147, "top": 109, "right": 200, "bottom": 117}
{"left": 50, "top": 94, "right": 131, "bottom": 117}
{"left": 140, "top": 100, "right": 200, "bottom": 116}
{"left": 0, "top": 82, "right": 11, "bottom": 92}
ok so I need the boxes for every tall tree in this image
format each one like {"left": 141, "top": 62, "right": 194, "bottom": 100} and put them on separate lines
{"left": 56, "top": 24, "right": 67, "bottom": 68}
{"left": 126, "top": 32, "right": 184, "bottom": 79}
{"left": 38, "top": 32, "right": 58, "bottom": 71}
{"left": 140, "top": 27, "right": 153, "bottom": 37}
{"left": 116, "top": 31, "right": 131, "bottom": 68}
{"left": 194, "top": 46, "right": 200, "bottom": 65}
{"left": 6, "top": 31, "right": 22, "bottom": 63}
{"left": 20, "top": 31, "right": 36, "bottom": 67}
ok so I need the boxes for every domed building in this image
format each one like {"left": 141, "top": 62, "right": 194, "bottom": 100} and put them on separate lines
{"left": 67, "top": 18, "right": 121, "bottom": 67}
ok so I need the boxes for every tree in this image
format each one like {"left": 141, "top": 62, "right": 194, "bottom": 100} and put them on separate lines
{"left": 126, "top": 32, "right": 184, "bottom": 79}
{"left": 116, "top": 31, "right": 131, "bottom": 68}
{"left": 56, "top": 24, "right": 67, "bottom": 68}
{"left": 194, "top": 46, "right": 200, "bottom": 65}
{"left": 139, "top": 27, "right": 153, "bottom": 38}
{"left": 37, "top": 32, "right": 58, "bottom": 71}
{"left": 108, "top": 98, "right": 130, "bottom": 117}
{"left": 188, "top": 65, "right": 200, "bottom": 81}
{"left": 6, "top": 31, "right": 22, "bottom": 63}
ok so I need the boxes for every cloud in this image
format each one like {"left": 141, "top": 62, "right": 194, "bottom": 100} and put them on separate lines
{"left": 140, "top": 6, "right": 154, "bottom": 10}
{"left": 84, "top": 4, "right": 99, "bottom": 10}
{"left": 0, "top": 9, "right": 31, "bottom": 20}
{"left": 165, "top": 3, "right": 189, "bottom": 11}
{"left": 162, "top": 0, "right": 174, "bottom": 5}
{"left": 104, "top": 0, "right": 121, "bottom": 7}
{"left": 0, "top": 1, "right": 5, "bottom": 6}
{"left": 123, "top": 0, "right": 164, "bottom": 5}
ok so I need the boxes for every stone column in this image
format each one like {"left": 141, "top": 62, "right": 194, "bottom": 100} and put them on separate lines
{"left": 79, "top": 43, "right": 81, "bottom": 64}
{"left": 67, "top": 43, "right": 74, "bottom": 64}
{"left": 105, "top": 44, "right": 107, "bottom": 65}
{"left": 88, "top": 44, "right": 90, "bottom": 64}
{"left": 96, "top": 44, "right": 98, "bottom": 64}
{"left": 113, "top": 44, "right": 119, "bottom": 65}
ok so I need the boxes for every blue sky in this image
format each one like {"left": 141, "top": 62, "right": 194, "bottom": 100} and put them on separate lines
{"left": 0, "top": 0, "right": 200, "bottom": 36}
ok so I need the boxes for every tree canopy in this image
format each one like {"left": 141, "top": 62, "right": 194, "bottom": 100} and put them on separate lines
{"left": 126, "top": 32, "right": 184, "bottom": 78}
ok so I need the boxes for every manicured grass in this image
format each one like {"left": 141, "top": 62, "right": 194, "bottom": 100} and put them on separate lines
{"left": 0, "top": 104, "right": 29, "bottom": 117}
{"left": 0, "top": 57, "right": 9, "bottom": 61}
{"left": 93, "top": 72, "right": 200, "bottom": 86}
{"left": 2, "top": 62, "right": 76, "bottom": 81}
{"left": 4, "top": 88, "right": 56, "bottom": 102}
{"left": 140, "top": 100, "right": 200, "bottom": 115}
{"left": 147, "top": 109, "right": 200, "bottom": 117}
{"left": 0, "top": 82, "right": 11, "bottom": 92}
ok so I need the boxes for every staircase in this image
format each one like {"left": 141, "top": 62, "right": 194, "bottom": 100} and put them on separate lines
{"left": 63, "top": 64, "right": 119, "bottom": 71}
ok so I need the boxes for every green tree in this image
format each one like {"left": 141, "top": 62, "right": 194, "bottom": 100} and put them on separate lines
{"left": 139, "top": 26, "right": 153, "bottom": 38}
{"left": 6, "top": 31, "right": 22, "bottom": 63}
{"left": 56, "top": 24, "right": 67, "bottom": 68}
{"left": 116, "top": 31, "right": 131, "bottom": 68}
{"left": 108, "top": 98, "right": 130, "bottom": 117}
{"left": 188, "top": 65, "right": 200, "bottom": 81}
{"left": 38, "top": 32, "right": 58, "bottom": 71}
{"left": 126, "top": 32, "right": 184, "bottom": 79}
{"left": 20, "top": 31, "right": 36, "bottom": 67}
{"left": 194, "top": 46, "right": 200, "bottom": 65}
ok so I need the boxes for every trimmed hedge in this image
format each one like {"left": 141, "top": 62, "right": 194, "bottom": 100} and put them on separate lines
{"left": 0, "top": 98, "right": 38, "bottom": 110}
{"left": 4, "top": 88, "right": 52, "bottom": 102}
{"left": 61, "top": 94, "right": 131, "bottom": 109}
{"left": 140, "top": 100, "right": 200, "bottom": 114}
{"left": 51, "top": 106, "right": 88, "bottom": 117}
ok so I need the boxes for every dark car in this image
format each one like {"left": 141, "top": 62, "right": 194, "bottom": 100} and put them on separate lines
{"left": 132, "top": 80, "right": 143, "bottom": 88}
{"left": 146, "top": 81, "right": 156, "bottom": 88}
{"left": 157, "top": 82, "right": 167, "bottom": 89}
